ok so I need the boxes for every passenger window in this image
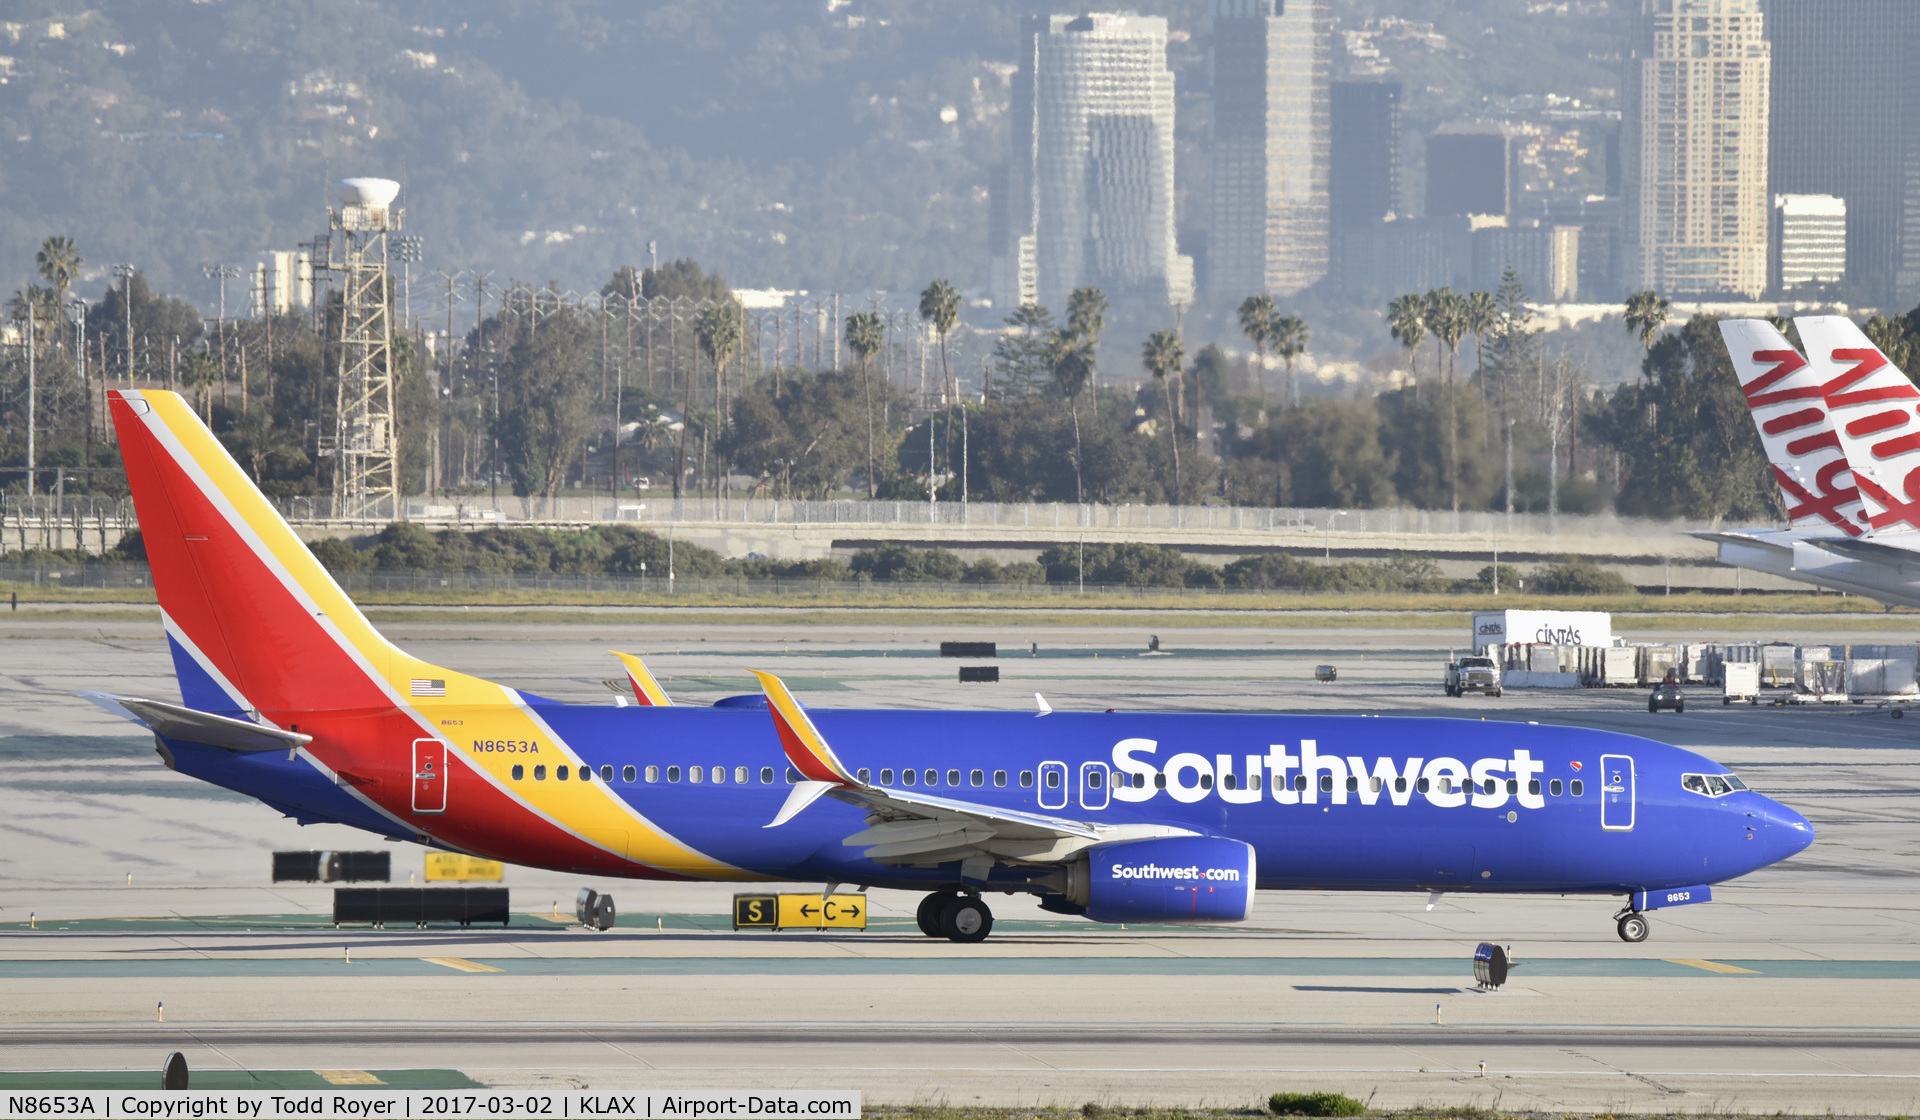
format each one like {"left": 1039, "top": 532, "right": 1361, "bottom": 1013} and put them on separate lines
{"left": 689, "top": 766, "right": 703, "bottom": 784}
{"left": 535, "top": 765, "right": 548, "bottom": 781}
{"left": 1438, "top": 778, "right": 1452, "bottom": 794}
{"left": 601, "top": 765, "right": 614, "bottom": 782}
{"left": 786, "top": 766, "right": 799, "bottom": 784}
{"left": 1416, "top": 777, "right": 1430, "bottom": 793}
{"left": 1682, "top": 774, "right": 1709, "bottom": 795}
{"left": 557, "top": 766, "right": 570, "bottom": 781}
{"left": 760, "top": 766, "right": 774, "bottom": 784}
{"left": 735, "top": 765, "right": 748, "bottom": 784}
{"left": 711, "top": 766, "right": 725, "bottom": 784}
{"left": 947, "top": 769, "right": 961, "bottom": 786}
{"left": 1570, "top": 779, "right": 1584, "bottom": 796}
{"left": 1045, "top": 770, "right": 1061, "bottom": 789}
{"left": 994, "top": 770, "right": 1007, "bottom": 787}
{"left": 1200, "top": 774, "right": 1213, "bottom": 790}
{"left": 645, "top": 765, "right": 659, "bottom": 783}
{"left": 666, "top": 766, "right": 681, "bottom": 783}
{"left": 1155, "top": 773, "right": 1168, "bottom": 789}
{"left": 1528, "top": 778, "right": 1540, "bottom": 795}
{"left": 1320, "top": 775, "right": 1333, "bottom": 792}
{"left": 623, "top": 765, "right": 637, "bottom": 783}
{"left": 583, "top": 766, "right": 595, "bottom": 783}
{"left": 1346, "top": 775, "right": 1359, "bottom": 792}
{"left": 1506, "top": 778, "right": 1518, "bottom": 794}
{"left": 1484, "top": 779, "right": 1496, "bottom": 795}
{"left": 1370, "top": 776, "right": 1383, "bottom": 793}
{"left": 1293, "top": 774, "right": 1306, "bottom": 791}
{"left": 512, "top": 764, "right": 525, "bottom": 781}
{"left": 1223, "top": 773, "right": 1237, "bottom": 791}
{"left": 880, "top": 768, "right": 895, "bottom": 785}
{"left": 1549, "top": 778, "right": 1562, "bottom": 796}
{"left": 1087, "top": 770, "right": 1104, "bottom": 789}
{"left": 903, "top": 769, "right": 917, "bottom": 786}
{"left": 970, "top": 769, "right": 984, "bottom": 786}
{"left": 857, "top": 768, "right": 871, "bottom": 784}
{"left": 1020, "top": 770, "right": 1034, "bottom": 788}
{"left": 1394, "top": 777, "right": 1407, "bottom": 793}
{"left": 926, "top": 769, "right": 939, "bottom": 786}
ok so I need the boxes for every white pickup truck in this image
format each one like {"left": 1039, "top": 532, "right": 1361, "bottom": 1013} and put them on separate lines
{"left": 1446, "top": 655, "right": 1503, "bottom": 698}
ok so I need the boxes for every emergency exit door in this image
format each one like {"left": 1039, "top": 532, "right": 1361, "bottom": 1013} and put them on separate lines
{"left": 413, "top": 738, "right": 447, "bottom": 814}
{"left": 1599, "top": 753, "right": 1634, "bottom": 831}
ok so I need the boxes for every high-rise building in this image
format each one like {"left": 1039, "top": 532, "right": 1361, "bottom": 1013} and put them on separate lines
{"left": 1330, "top": 80, "right": 1401, "bottom": 229}
{"left": 1472, "top": 221, "right": 1581, "bottom": 300}
{"left": 1621, "top": 0, "right": 1771, "bottom": 298}
{"left": 991, "top": 13, "right": 1191, "bottom": 312}
{"left": 1208, "top": 0, "right": 1331, "bottom": 303}
{"left": 1768, "top": 0, "right": 1920, "bottom": 304}
{"left": 1773, "top": 194, "right": 1847, "bottom": 292}
{"left": 1425, "top": 127, "right": 1511, "bottom": 218}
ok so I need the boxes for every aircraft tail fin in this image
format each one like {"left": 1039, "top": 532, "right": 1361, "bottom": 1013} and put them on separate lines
{"left": 611, "top": 652, "right": 673, "bottom": 706}
{"left": 109, "top": 389, "right": 481, "bottom": 720}
{"left": 1796, "top": 316, "right": 1920, "bottom": 534}
{"left": 1717, "top": 319, "right": 1864, "bottom": 536}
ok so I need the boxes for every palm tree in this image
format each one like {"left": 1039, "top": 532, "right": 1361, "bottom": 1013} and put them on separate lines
{"left": 688, "top": 302, "right": 740, "bottom": 499}
{"left": 35, "top": 235, "right": 83, "bottom": 304}
{"left": 1464, "top": 290, "right": 1498, "bottom": 385}
{"left": 1387, "top": 293, "right": 1427, "bottom": 396}
{"left": 1142, "top": 329, "right": 1185, "bottom": 503}
{"left": 1623, "top": 289, "right": 1671, "bottom": 380}
{"left": 844, "top": 310, "right": 886, "bottom": 497}
{"left": 1425, "top": 288, "right": 1470, "bottom": 514}
{"left": 1271, "top": 315, "right": 1309, "bottom": 407}
{"left": 1065, "top": 286, "right": 1108, "bottom": 414}
{"left": 918, "top": 279, "right": 961, "bottom": 400}
{"left": 1050, "top": 331, "right": 1093, "bottom": 503}
{"left": 1237, "top": 294, "right": 1277, "bottom": 401}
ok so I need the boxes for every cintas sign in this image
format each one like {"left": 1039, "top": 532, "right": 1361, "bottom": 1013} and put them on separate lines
{"left": 1471, "top": 610, "right": 1613, "bottom": 652}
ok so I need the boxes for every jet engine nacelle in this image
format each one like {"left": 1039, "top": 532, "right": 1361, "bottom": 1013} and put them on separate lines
{"left": 1065, "top": 836, "right": 1256, "bottom": 924}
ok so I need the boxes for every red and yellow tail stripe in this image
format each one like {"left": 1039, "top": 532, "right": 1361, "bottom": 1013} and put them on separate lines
{"left": 612, "top": 652, "right": 673, "bottom": 706}
{"left": 751, "top": 669, "right": 860, "bottom": 786}
{"left": 110, "top": 389, "right": 746, "bottom": 880}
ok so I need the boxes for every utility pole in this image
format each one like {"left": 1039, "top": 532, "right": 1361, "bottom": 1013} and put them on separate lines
{"left": 202, "top": 263, "right": 241, "bottom": 392}
{"left": 647, "top": 240, "right": 658, "bottom": 278}
{"left": 69, "top": 299, "right": 88, "bottom": 475}
{"left": 437, "top": 270, "right": 462, "bottom": 491}
{"left": 112, "top": 263, "right": 136, "bottom": 384}
{"left": 24, "top": 309, "right": 36, "bottom": 497}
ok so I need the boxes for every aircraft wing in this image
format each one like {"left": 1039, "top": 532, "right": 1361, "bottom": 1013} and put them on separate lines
{"left": 1686, "top": 528, "right": 1795, "bottom": 552}
{"left": 748, "top": 670, "right": 1192, "bottom": 873}
{"left": 1809, "top": 532, "right": 1920, "bottom": 570}
{"left": 78, "top": 691, "right": 313, "bottom": 753}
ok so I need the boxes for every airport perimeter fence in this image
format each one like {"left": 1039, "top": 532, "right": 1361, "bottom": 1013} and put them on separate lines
{"left": 0, "top": 558, "right": 1499, "bottom": 599}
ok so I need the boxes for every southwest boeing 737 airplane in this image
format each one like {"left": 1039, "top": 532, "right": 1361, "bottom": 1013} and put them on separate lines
{"left": 84, "top": 389, "right": 1814, "bottom": 943}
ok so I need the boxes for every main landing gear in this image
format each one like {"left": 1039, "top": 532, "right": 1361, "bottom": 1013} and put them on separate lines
{"left": 1615, "top": 909, "right": 1650, "bottom": 943}
{"left": 915, "top": 891, "right": 994, "bottom": 943}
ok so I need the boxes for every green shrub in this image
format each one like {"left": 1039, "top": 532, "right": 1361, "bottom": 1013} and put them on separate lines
{"left": 1268, "top": 1091, "right": 1364, "bottom": 1117}
{"left": 1529, "top": 555, "right": 1634, "bottom": 595}
{"left": 307, "top": 536, "right": 369, "bottom": 571}
{"left": 848, "top": 543, "right": 967, "bottom": 582}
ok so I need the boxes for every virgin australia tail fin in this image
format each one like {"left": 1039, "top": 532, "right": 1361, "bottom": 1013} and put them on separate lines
{"left": 1797, "top": 316, "right": 1920, "bottom": 535}
{"left": 1717, "top": 319, "right": 1864, "bottom": 536}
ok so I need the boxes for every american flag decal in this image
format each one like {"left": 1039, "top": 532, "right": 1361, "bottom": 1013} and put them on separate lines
{"left": 411, "top": 679, "right": 446, "bottom": 697}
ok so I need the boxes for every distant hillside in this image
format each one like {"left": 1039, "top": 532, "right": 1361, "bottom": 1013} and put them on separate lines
{"left": 0, "top": 0, "right": 1626, "bottom": 322}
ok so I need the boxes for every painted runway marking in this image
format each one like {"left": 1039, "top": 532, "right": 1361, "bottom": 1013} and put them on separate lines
{"left": 316, "top": 1070, "right": 386, "bottom": 1084}
{"left": 1669, "top": 958, "right": 1762, "bottom": 974}
{"left": 421, "top": 957, "right": 504, "bottom": 973}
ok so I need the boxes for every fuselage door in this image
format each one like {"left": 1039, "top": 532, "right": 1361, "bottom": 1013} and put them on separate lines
{"left": 1078, "top": 760, "right": 1110, "bottom": 811}
{"left": 413, "top": 737, "right": 448, "bottom": 814}
{"left": 1038, "top": 760, "right": 1068, "bottom": 810}
{"left": 1600, "top": 752, "right": 1634, "bottom": 831}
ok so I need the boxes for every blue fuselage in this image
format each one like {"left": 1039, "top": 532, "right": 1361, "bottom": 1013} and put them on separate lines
{"left": 169, "top": 704, "right": 1814, "bottom": 897}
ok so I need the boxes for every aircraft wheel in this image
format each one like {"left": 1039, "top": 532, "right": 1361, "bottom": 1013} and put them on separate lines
{"left": 915, "top": 892, "right": 951, "bottom": 938}
{"left": 939, "top": 894, "right": 993, "bottom": 943}
{"left": 1617, "top": 913, "right": 1650, "bottom": 943}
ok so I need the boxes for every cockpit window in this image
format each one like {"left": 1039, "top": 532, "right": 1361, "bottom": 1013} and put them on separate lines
{"left": 1682, "top": 772, "right": 1744, "bottom": 797}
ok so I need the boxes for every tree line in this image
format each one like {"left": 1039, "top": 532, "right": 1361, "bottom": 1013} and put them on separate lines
{"left": 9, "top": 234, "right": 1920, "bottom": 528}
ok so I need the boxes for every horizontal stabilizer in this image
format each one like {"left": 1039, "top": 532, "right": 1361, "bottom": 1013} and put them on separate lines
{"left": 78, "top": 691, "right": 312, "bottom": 753}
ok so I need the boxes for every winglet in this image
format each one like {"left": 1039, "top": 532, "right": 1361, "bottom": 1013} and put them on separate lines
{"left": 611, "top": 652, "right": 672, "bottom": 707}
{"left": 750, "top": 669, "right": 860, "bottom": 787}
{"left": 1035, "top": 693, "right": 1052, "bottom": 716}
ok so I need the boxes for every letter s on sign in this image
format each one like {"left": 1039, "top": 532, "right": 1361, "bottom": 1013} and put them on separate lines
{"left": 1112, "top": 738, "right": 1158, "bottom": 802}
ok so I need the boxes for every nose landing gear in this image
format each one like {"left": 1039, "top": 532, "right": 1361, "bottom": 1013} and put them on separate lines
{"left": 915, "top": 891, "right": 994, "bottom": 942}
{"left": 1615, "top": 909, "right": 1650, "bottom": 942}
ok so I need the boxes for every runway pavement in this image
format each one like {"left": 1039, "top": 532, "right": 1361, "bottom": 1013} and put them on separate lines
{"left": 2, "top": 612, "right": 1917, "bottom": 1111}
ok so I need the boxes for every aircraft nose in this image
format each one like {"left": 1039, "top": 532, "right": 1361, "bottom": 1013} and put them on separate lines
{"left": 1750, "top": 796, "right": 1814, "bottom": 862}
